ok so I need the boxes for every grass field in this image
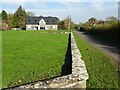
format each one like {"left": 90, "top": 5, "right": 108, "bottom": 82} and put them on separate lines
{"left": 0, "top": 31, "right": 2, "bottom": 89}
{"left": 2, "top": 30, "right": 68, "bottom": 88}
{"left": 74, "top": 32, "right": 119, "bottom": 88}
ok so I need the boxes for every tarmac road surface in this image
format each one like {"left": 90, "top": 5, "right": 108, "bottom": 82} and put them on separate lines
{"left": 75, "top": 30, "right": 120, "bottom": 65}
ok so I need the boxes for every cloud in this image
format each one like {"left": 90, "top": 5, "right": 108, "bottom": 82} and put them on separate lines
{"left": 25, "top": 2, "right": 117, "bottom": 23}
{"left": 0, "top": 1, "right": 118, "bottom": 23}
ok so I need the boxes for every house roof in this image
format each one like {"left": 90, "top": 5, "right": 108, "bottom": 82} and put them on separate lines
{"left": 26, "top": 16, "right": 59, "bottom": 25}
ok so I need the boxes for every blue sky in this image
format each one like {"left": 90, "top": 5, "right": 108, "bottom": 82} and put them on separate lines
{"left": 0, "top": 0, "right": 119, "bottom": 23}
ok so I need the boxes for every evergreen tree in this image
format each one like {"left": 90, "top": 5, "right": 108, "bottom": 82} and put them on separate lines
{"left": 12, "top": 5, "right": 26, "bottom": 29}
{"left": 1, "top": 10, "right": 7, "bottom": 22}
{"left": 12, "top": 13, "right": 19, "bottom": 28}
{"left": 7, "top": 14, "right": 14, "bottom": 29}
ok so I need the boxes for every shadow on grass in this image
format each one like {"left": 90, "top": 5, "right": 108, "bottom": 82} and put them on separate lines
{"left": 2, "top": 74, "right": 66, "bottom": 90}
{"left": 61, "top": 33, "right": 72, "bottom": 75}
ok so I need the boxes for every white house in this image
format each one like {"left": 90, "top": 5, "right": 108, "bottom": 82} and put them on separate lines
{"left": 26, "top": 16, "right": 59, "bottom": 30}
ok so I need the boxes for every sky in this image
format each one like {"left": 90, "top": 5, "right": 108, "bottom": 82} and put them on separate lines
{"left": 0, "top": 0, "right": 119, "bottom": 24}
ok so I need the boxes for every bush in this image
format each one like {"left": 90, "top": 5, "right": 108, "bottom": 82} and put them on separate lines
{"left": 85, "top": 21, "right": 119, "bottom": 41}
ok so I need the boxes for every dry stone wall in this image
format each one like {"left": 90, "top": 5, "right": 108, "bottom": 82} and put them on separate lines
{"left": 9, "top": 32, "right": 89, "bottom": 89}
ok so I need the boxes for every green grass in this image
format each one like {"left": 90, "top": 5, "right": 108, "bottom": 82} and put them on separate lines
{"left": 2, "top": 30, "right": 68, "bottom": 88}
{"left": 74, "top": 31, "right": 119, "bottom": 88}
{"left": 0, "top": 31, "right": 2, "bottom": 89}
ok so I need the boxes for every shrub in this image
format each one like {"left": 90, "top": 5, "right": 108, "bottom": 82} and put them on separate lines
{"left": 86, "top": 21, "right": 119, "bottom": 41}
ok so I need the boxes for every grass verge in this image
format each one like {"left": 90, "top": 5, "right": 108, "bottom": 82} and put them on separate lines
{"left": 2, "top": 30, "right": 68, "bottom": 88}
{"left": 74, "top": 31, "right": 119, "bottom": 88}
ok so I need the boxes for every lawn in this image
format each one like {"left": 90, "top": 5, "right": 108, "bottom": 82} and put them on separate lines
{"left": 2, "top": 30, "right": 68, "bottom": 88}
{"left": 74, "top": 31, "right": 119, "bottom": 88}
{"left": 0, "top": 31, "right": 2, "bottom": 89}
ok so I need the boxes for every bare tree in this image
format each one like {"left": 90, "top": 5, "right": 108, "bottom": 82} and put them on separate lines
{"left": 26, "top": 11, "right": 35, "bottom": 17}
{"left": 65, "top": 15, "right": 74, "bottom": 30}
{"left": 106, "top": 16, "right": 118, "bottom": 22}
{"left": 65, "top": 15, "right": 71, "bottom": 30}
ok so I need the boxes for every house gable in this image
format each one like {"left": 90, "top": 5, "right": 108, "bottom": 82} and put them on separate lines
{"left": 39, "top": 18, "right": 46, "bottom": 26}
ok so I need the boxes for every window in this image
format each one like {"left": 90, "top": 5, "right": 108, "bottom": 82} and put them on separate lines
{"left": 31, "top": 26, "right": 34, "bottom": 29}
{"left": 29, "top": 20, "right": 30, "bottom": 22}
{"left": 53, "top": 20, "right": 54, "bottom": 22}
{"left": 35, "top": 20, "right": 36, "bottom": 22}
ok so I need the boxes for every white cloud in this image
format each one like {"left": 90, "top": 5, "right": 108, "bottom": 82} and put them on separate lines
{"left": 25, "top": 2, "right": 117, "bottom": 24}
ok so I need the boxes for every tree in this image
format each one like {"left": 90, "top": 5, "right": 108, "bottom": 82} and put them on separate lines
{"left": 26, "top": 11, "right": 35, "bottom": 16}
{"left": 88, "top": 17, "right": 97, "bottom": 22}
{"left": 88, "top": 17, "right": 97, "bottom": 26}
{"left": 12, "top": 5, "right": 26, "bottom": 29}
{"left": 1, "top": 10, "right": 7, "bottom": 22}
{"left": 65, "top": 15, "right": 74, "bottom": 30}
{"left": 58, "top": 20, "right": 67, "bottom": 30}
{"left": 106, "top": 16, "right": 118, "bottom": 22}
{"left": 7, "top": 14, "right": 14, "bottom": 29}
{"left": 12, "top": 13, "right": 19, "bottom": 28}
{"left": 65, "top": 15, "right": 71, "bottom": 30}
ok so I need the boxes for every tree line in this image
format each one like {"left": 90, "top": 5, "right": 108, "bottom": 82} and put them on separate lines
{"left": 0, "top": 5, "right": 26, "bottom": 30}
{"left": 75, "top": 16, "right": 119, "bottom": 40}
{"left": 0, "top": 5, "right": 74, "bottom": 30}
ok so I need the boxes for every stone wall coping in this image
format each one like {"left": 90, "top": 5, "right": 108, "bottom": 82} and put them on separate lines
{"left": 71, "top": 32, "right": 89, "bottom": 81}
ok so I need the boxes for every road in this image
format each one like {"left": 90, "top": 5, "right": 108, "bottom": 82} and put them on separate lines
{"left": 75, "top": 30, "right": 120, "bottom": 65}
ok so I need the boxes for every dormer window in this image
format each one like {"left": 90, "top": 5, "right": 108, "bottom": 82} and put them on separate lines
{"left": 35, "top": 20, "right": 36, "bottom": 22}
{"left": 29, "top": 20, "right": 30, "bottom": 22}
{"left": 53, "top": 20, "right": 54, "bottom": 22}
